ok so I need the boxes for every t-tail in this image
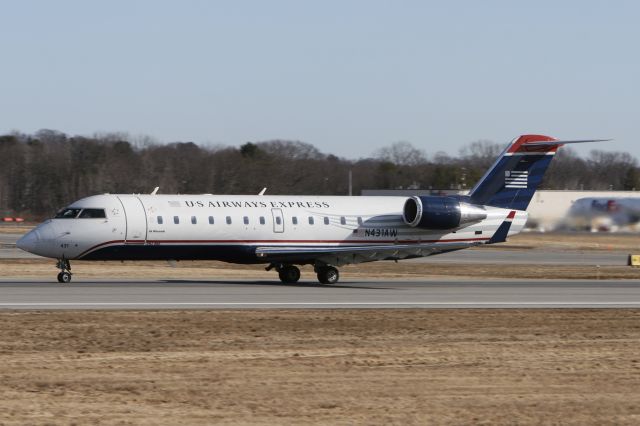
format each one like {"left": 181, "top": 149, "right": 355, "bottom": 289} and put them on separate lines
{"left": 468, "top": 134, "right": 609, "bottom": 211}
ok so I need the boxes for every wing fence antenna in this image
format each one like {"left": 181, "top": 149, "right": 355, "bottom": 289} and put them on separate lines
{"left": 151, "top": 187, "right": 159, "bottom": 195}
{"left": 258, "top": 188, "right": 267, "bottom": 196}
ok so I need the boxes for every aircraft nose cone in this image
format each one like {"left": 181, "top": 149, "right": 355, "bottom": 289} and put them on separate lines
{"left": 16, "top": 230, "right": 39, "bottom": 253}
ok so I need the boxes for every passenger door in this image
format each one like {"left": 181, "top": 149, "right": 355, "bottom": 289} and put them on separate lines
{"left": 117, "top": 195, "right": 147, "bottom": 242}
{"left": 271, "top": 208, "right": 284, "bottom": 233}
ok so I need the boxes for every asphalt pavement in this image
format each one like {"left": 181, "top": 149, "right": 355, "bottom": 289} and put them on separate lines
{"left": 0, "top": 279, "right": 639, "bottom": 309}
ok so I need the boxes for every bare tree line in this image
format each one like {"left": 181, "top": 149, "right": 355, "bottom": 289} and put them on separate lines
{"left": 1, "top": 130, "right": 638, "bottom": 219}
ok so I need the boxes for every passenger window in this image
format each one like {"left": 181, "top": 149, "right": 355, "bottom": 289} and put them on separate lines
{"left": 292, "top": 216, "right": 298, "bottom": 225}
{"left": 243, "top": 216, "right": 249, "bottom": 225}
{"left": 259, "top": 216, "right": 266, "bottom": 225}
{"left": 191, "top": 216, "right": 197, "bottom": 224}
{"left": 157, "top": 216, "right": 163, "bottom": 225}
{"left": 275, "top": 216, "right": 282, "bottom": 225}
{"left": 209, "top": 216, "right": 214, "bottom": 224}
{"left": 226, "top": 216, "right": 232, "bottom": 224}
{"left": 78, "top": 208, "right": 106, "bottom": 219}
{"left": 174, "top": 216, "right": 179, "bottom": 224}
{"left": 340, "top": 216, "right": 346, "bottom": 225}
{"left": 308, "top": 216, "right": 314, "bottom": 225}
{"left": 357, "top": 217, "right": 363, "bottom": 225}
{"left": 55, "top": 208, "right": 82, "bottom": 219}
{"left": 324, "top": 217, "right": 330, "bottom": 225}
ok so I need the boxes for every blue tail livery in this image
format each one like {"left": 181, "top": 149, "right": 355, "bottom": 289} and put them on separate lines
{"left": 468, "top": 135, "right": 609, "bottom": 211}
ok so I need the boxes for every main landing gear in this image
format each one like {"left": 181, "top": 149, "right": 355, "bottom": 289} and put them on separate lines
{"left": 56, "top": 258, "right": 72, "bottom": 283}
{"left": 315, "top": 265, "right": 339, "bottom": 285}
{"left": 266, "top": 263, "right": 340, "bottom": 285}
{"left": 278, "top": 265, "right": 301, "bottom": 284}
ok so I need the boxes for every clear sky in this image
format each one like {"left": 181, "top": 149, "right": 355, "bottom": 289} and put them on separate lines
{"left": 1, "top": 1, "right": 638, "bottom": 159}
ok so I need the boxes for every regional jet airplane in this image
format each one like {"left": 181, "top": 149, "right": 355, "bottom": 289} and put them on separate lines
{"left": 565, "top": 197, "right": 640, "bottom": 231}
{"left": 17, "top": 135, "right": 605, "bottom": 284}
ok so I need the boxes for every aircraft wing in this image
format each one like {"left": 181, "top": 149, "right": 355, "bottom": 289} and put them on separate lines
{"left": 255, "top": 240, "right": 483, "bottom": 266}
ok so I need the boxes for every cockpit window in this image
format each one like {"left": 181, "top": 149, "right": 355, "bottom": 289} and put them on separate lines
{"left": 55, "top": 208, "right": 82, "bottom": 219}
{"left": 78, "top": 209, "right": 106, "bottom": 219}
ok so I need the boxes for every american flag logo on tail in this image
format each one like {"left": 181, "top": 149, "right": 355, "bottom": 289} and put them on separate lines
{"left": 505, "top": 170, "right": 528, "bottom": 188}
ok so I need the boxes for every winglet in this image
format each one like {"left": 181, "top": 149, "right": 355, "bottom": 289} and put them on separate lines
{"left": 258, "top": 188, "right": 267, "bottom": 196}
{"left": 488, "top": 211, "right": 516, "bottom": 244}
{"left": 151, "top": 187, "right": 160, "bottom": 195}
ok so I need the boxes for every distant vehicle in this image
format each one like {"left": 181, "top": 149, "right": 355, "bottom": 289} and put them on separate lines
{"left": 1, "top": 217, "right": 24, "bottom": 223}
{"left": 564, "top": 197, "right": 640, "bottom": 232}
{"left": 17, "top": 134, "right": 605, "bottom": 284}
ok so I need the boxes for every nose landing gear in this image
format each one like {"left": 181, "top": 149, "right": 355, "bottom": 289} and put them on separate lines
{"left": 56, "top": 259, "right": 72, "bottom": 283}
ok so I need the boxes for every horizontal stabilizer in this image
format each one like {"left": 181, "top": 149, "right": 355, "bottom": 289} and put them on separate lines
{"left": 525, "top": 139, "right": 611, "bottom": 146}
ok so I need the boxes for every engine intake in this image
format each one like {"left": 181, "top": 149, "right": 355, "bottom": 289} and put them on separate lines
{"left": 403, "top": 196, "right": 487, "bottom": 229}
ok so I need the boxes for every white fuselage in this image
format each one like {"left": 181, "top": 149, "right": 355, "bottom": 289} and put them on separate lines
{"left": 18, "top": 194, "right": 526, "bottom": 264}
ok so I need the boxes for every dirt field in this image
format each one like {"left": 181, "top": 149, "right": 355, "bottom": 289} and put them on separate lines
{"left": 1, "top": 231, "right": 640, "bottom": 424}
{"left": 496, "top": 231, "right": 640, "bottom": 252}
{"left": 0, "top": 225, "right": 33, "bottom": 234}
{"left": 0, "top": 310, "right": 639, "bottom": 425}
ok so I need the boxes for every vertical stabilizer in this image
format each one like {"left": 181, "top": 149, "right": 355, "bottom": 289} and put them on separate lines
{"left": 468, "top": 135, "right": 607, "bottom": 210}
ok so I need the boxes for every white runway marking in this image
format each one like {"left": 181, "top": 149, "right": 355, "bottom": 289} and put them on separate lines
{"left": 1, "top": 302, "right": 640, "bottom": 307}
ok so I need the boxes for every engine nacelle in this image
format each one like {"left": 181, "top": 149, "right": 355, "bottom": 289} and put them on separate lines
{"left": 402, "top": 196, "right": 487, "bottom": 229}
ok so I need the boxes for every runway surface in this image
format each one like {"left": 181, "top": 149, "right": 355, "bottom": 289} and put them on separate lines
{"left": 412, "top": 248, "right": 627, "bottom": 265}
{"left": 1, "top": 279, "right": 639, "bottom": 309}
{"left": 0, "top": 232, "right": 631, "bottom": 265}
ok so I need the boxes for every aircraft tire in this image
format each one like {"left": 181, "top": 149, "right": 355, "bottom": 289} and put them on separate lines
{"left": 57, "top": 272, "right": 72, "bottom": 283}
{"left": 317, "top": 266, "right": 339, "bottom": 284}
{"left": 278, "top": 265, "right": 300, "bottom": 284}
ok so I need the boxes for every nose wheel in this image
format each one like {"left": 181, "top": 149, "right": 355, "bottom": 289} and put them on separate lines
{"left": 56, "top": 259, "right": 72, "bottom": 283}
{"left": 57, "top": 271, "right": 72, "bottom": 283}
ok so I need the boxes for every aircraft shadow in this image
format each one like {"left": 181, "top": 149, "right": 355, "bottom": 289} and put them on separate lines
{"left": 0, "top": 280, "right": 393, "bottom": 290}
{"left": 159, "top": 279, "right": 391, "bottom": 290}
